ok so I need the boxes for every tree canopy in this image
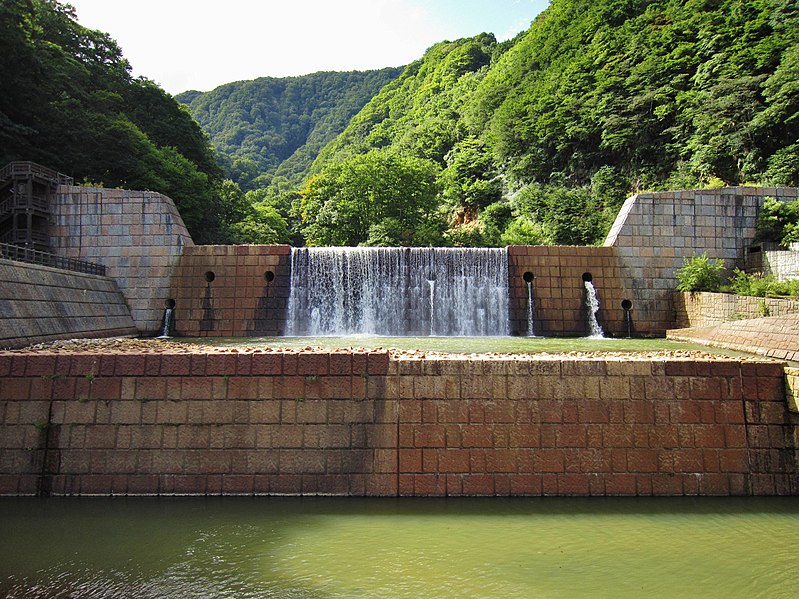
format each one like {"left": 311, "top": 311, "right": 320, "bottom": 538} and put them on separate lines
{"left": 176, "top": 69, "right": 402, "bottom": 192}
{"left": 4, "top": 0, "right": 798, "bottom": 248}
{"left": 0, "top": 0, "right": 230, "bottom": 242}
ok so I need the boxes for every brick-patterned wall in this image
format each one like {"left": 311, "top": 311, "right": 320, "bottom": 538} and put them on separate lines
{"left": 1, "top": 352, "right": 795, "bottom": 496}
{"left": 0, "top": 259, "right": 137, "bottom": 349}
{"left": 0, "top": 350, "right": 394, "bottom": 496}
{"left": 675, "top": 291, "right": 799, "bottom": 328}
{"left": 395, "top": 357, "right": 796, "bottom": 496}
{"left": 668, "top": 315, "right": 799, "bottom": 362}
{"left": 48, "top": 186, "right": 194, "bottom": 334}
{"left": 508, "top": 246, "right": 632, "bottom": 337}
{"left": 786, "top": 367, "right": 799, "bottom": 414}
{"left": 168, "top": 245, "right": 291, "bottom": 337}
{"left": 605, "top": 187, "right": 799, "bottom": 335}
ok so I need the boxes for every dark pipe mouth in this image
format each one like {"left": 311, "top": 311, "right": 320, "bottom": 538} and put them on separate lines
{"left": 582, "top": 272, "right": 593, "bottom": 283}
{"left": 204, "top": 271, "right": 216, "bottom": 283}
{"left": 621, "top": 299, "right": 632, "bottom": 311}
{"left": 523, "top": 271, "right": 534, "bottom": 283}
{"left": 165, "top": 299, "right": 176, "bottom": 309}
{"left": 265, "top": 270, "right": 275, "bottom": 282}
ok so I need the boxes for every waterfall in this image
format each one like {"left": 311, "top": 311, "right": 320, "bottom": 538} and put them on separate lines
{"left": 584, "top": 281, "right": 604, "bottom": 338}
{"left": 526, "top": 280, "right": 535, "bottom": 337}
{"left": 287, "top": 247, "right": 510, "bottom": 336}
{"left": 158, "top": 308, "right": 174, "bottom": 339}
{"left": 428, "top": 279, "right": 436, "bottom": 336}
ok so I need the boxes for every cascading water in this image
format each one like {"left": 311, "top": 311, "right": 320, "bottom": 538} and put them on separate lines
{"left": 287, "top": 247, "right": 509, "bottom": 336}
{"left": 158, "top": 307, "right": 174, "bottom": 339}
{"left": 526, "top": 280, "right": 536, "bottom": 337}
{"left": 584, "top": 281, "right": 604, "bottom": 338}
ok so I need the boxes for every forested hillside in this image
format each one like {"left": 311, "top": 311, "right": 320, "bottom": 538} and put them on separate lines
{"left": 176, "top": 69, "right": 402, "bottom": 192}
{"left": 292, "top": 0, "right": 799, "bottom": 247}
{"left": 0, "top": 0, "right": 240, "bottom": 243}
{"left": 3, "top": 0, "right": 798, "bottom": 249}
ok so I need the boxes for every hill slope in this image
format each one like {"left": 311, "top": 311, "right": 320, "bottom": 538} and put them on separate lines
{"left": 0, "top": 0, "right": 226, "bottom": 243}
{"left": 294, "top": 0, "right": 799, "bottom": 246}
{"left": 176, "top": 68, "right": 403, "bottom": 191}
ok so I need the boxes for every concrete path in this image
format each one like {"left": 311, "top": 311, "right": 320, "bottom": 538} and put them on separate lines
{"left": 668, "top": 315, "right": 799, "bottom": 362}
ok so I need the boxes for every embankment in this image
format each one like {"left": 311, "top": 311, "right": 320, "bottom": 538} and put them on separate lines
{"left": 1, "top": 348, "right": 796, "bottom": 496}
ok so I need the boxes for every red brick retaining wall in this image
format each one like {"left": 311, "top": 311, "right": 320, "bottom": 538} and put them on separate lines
{"left": 507, "top": 246, "right": 632, "bottom": 337}
{"left": 168, "top": 245, "right": 291, "bottom": 337}
{"left": 1, "top": 353, "right": 796, "bottom": 496}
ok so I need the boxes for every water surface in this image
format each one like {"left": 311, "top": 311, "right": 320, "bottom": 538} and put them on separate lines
{"left": 2, "top": 497, "right": 797, "bottom": 598}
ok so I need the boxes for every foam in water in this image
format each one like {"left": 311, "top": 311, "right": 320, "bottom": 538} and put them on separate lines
{"left": 157, "top": 308, "right": 174, "bottom": 339}
{"left": 526, "top": 280, "right": 535, "bottom": 337}
{"left": 584, "top": 280, "right": 604, "bottom": 338}
{"left": 287, "top": 247, "right": 509, "bottom": 336}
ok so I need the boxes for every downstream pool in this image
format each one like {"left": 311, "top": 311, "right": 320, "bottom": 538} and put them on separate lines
{"left": 1, "top": 497, "right": 797, "bottom": 598}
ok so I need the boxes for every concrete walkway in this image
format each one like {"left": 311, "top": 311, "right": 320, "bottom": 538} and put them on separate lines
{"left": 667, "top": 314, "right": 799, "bottom": 363}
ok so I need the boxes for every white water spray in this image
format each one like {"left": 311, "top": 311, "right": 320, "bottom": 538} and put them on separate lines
{"left": 526, "top": 280, "right": 535, "bottom": 337}
{"left": 584, "top": 280, "right": 604, "bottom": 338}
{"left": 157, "top": 307, "right": 174, "bottom": 339}
{"left": 286, "top": 247, "right": 510, "bottom": 336}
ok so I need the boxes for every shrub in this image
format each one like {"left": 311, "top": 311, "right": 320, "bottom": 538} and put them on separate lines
{"left": 724, "top": 269, "right": 799, "bottom": 298}
{"left": 675, "top": 254, "right": 725, "bottom": 292}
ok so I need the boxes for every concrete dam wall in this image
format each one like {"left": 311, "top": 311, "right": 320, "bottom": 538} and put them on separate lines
{"left": 1, "top": 351, "right": 795, "bottom": 497}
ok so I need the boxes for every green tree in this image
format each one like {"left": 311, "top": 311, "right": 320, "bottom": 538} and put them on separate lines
{"left": 0, "top": 0, "right": 227, "bottom": 243}
{"left": 295, "top": 149, "right": 441, "bottom": 246}
{"left": 675, "top": 254, "right": 725, "bottom": 292}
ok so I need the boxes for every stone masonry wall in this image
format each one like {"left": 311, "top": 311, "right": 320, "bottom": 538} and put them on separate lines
{"left": 48, "top": 186, "right": 194, "bottom": 334}
{"left": 605, "top": 187, "right": 799, "bottom": 335}
{"left": 508, "top": 246, "right": 632, "bottom": 337}
{"left": 168, "top": 245, "right": 291, "bottom": 337}
{"left": 1, "top": 352, "right": 795, "bottom": 496}
{"left": 0, "top": 259, "right": 137, "bottom": 349}
{"left": 763, "top": 250, "right": 799, "bottom": 280}
{"left": 674, "top": 291, "right": 799, "bottom": 328}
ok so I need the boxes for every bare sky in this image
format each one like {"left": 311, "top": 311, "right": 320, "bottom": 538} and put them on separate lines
{"left": 66, "top": 0, "right": 550, "bottom": 94}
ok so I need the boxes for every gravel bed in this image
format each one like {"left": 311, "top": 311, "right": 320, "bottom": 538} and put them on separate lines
{"left": 1, "top": 337, "right": 774, "bottom": 362}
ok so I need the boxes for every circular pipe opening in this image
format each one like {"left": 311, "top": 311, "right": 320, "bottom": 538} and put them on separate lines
{"left": 523, "top": 271, "right": 534, "bottom": 283}
{"left": 165, "top": 298, "right": 176, "bottom": 309}
{"left": 621, "top": 299, "right": 632, "bottom": 311}
{"left": 264, "top": 270, "right": 275, "bottom": 282}
{"left": 582, "top": 272, "right": 593, "bottom": 283}
{"left": 204, "top": 271, "right": 216, "bottom": 283}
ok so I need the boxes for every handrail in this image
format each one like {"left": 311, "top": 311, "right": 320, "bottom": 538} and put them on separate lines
{"left": 0, "top": 242, "right": 106, "bottom": 276}
{"left": 0, "top": 194, "right": 50, "bottom": 215}
{"left": 0, "top": 161, "right": 73, "bottom": 186}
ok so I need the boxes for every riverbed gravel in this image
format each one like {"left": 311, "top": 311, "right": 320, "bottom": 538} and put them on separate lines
{"left": 1, "top": 336, "right": 774, "bottom": 362}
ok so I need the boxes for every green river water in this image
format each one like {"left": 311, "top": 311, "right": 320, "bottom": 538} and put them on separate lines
{"left": 1, "top": 497, "right": 797, "bottom": 598}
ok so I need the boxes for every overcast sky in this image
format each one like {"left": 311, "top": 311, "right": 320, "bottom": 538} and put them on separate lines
{"left": 66, "top": 0, "right": 550, "bottom": 94}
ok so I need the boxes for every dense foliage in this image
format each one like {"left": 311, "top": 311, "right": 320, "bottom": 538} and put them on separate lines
{"left": 756, "top": 196, "right": 799, "bottom": 246}
{"left": 724, "top": 269, "right": 799, "bottom": 299}
{"left": 176, "top": 69, "right": 402, "bottom": 192}
{"left": 294, "top": 149, "right": 442, "bottom": 246}
{"left": 675, "top": 254, "right": 725, "bottom": 292}
{"left": 0, "top": 0, "right": 232, "bottom": 242}
{"left": 297, "top": 0, "right": 799, "bottom": 246}
{"left": 4, "top": 0, "right": 799, "bottom": 248}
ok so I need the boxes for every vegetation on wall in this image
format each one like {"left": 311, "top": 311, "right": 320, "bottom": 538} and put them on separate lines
{"left": 756, "top": 197, "right": 799, "bottom": 247}
{"left": 675, "top": 254, "right": 725, "bottom": 293}
{"left": 724, "top": 269, "right": 799, "bottom": 299}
